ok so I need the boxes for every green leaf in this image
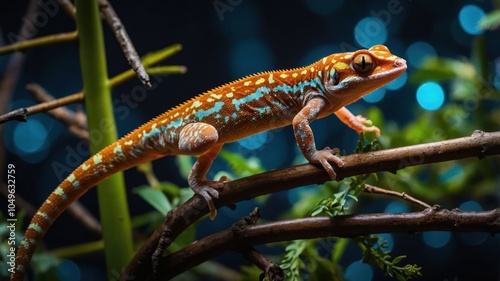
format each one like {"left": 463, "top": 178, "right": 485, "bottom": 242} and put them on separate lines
{"left": 219, "top": 149, "right": 265, "bottom": 177}
{"left": 347, "top": 194, "right": 359, "bottom": 202}
{"left": 157, "top": 182, "right": 181, "bottom": 197}
{"left": 392, "top": 255, "right": 406, "bottom": 265}
{"left": 478, "top": 10, "right": 500, "bottom": 30}
{"left": 133, "top": 185, "right": 172, "bottom": 216}
{"left": 410, "top": 57, "right": 476, "bottom": 84}
{"left": 176, "top": 155, "right": 194, "bottom": 179}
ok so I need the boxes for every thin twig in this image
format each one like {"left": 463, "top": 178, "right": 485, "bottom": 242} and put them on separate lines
{"left": 121, "top": 130, "right": 500, "bottom": 280}
{"left": 0, "top": 92, "right": 84, "bottom": 125}
{"left": 26, "top": 83, "right": 88, "bottom": 139}
{"left": 68, "top": 201, "right": 102, "bottom": 238}
{"left": 156, "top": 208, "right": 500, "bottom": 279}
{"left": 57, "top": 0, "right": 77, "bottom": 19}
{"left": 98, "top": 0, "right": 151, "bottom": 87}
{"left": 0, "top": 31, "right": 78, "bottom": 56}
{"left": 363, "top": 184, "right": 432, "bottom": 209}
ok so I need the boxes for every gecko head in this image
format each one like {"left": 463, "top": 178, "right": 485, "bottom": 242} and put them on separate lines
{"left": 321, "top": 45, "right": 407, "bottom": 109}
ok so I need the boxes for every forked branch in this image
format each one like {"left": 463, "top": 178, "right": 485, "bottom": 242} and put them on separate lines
{"left": 120, "top": 130, "right": 500, "bottom": 281}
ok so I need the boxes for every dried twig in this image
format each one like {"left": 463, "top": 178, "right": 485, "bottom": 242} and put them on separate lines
{"left": 121, "top": 130, "right": 500, "bottom": 280}
{"left": 57, "top": 0, "right": 77, "bottom": 19}
{"left": 363, "top": 184, "right": 432, "bottom": 209}
{"left": 26, "top": 83, "right": 88, "bottom": 139}
{"left": 98, "top": 0, "right": 151, "bottom": 87}
{"left": 156, "top": 208, "right": 500, "bottom": 279}
{"left": 0, "top": 92, "right": 84, "bottom": 125}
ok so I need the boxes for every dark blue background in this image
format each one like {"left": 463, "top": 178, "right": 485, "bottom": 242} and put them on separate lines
{"left": 1, "top": 0, "right": 499, "bottom": 280}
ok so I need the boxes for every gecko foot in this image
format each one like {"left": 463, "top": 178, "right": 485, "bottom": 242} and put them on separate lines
{"left": 309, "top": 147, "right": 344, "bottom": 180}
{"left": 191, "top": 177, "right": 229, "bottom": 219}
{"left": 355, "top": 115, "right": 380, "bottom": 136}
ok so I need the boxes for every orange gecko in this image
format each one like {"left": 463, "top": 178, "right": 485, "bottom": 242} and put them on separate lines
{"left": 12, "top": 45, "right": 406, "bottom": 281}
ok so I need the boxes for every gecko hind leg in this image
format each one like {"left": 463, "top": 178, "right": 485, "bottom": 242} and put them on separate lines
{"left": 179, "top": 123, "right": 226, "bottom": 219}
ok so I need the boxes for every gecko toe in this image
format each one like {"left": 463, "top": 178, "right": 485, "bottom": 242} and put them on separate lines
{"left": 192, "top": 181, "right": 226, "bottom": 219}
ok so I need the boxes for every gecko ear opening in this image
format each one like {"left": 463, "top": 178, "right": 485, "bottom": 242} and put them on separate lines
{"left": 329, "top": 68, "right": 340, "bottom": 85}
{"left": 352, "top": 54, "right": 374, "bottom": 73}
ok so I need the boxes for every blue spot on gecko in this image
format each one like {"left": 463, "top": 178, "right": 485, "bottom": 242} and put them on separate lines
{"left": 256, "top": 105, "right": 271, "bottom": 114}
{"left": 232, "top": 86, "right": 270, "bottom": 110}
{"left": 273, "top": 78, "right": 324, "bottom": 94}
{"left": 28, "top": 223, "right": 44, "bottom": 234}
{"left": 194, "top": 101, "right": 224, "bottom": 119}
{"left": 142, "top": 127, "right": 161, "bottom": 144}
{"left": 162, "top": 118, "right": 183, "bottom": 132}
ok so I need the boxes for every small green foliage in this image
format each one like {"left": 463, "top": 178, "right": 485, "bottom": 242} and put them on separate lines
{"left": 356, "top": 236, "right": 422, "bottom": 281}
{"left": 280, "top": 239, "right": 345, "bottom": 281}
{"left": 219, "top": 149, "right": 265, "bottom": 177}
{"left": 311, "top": 134, "right": 378, "bottom": 218}
{"left": 176, "top": 155, "right": 195, "bottom": 179}
{"left": 133, "top": 185, "right": 172, "bottom": 216}
{"left": 281, "top": 240, "right": 307, "bottom": 281}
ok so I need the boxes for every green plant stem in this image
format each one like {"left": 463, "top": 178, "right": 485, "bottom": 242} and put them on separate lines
{"left": 75, "top": 0, "right": 133, "bottom": 277}
{"left": 0, "top": 31, "right": 78, "bottom": 56}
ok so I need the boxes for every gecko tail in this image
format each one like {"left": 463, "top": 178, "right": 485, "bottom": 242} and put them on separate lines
{"left": 11, "top": 153, "right": 129, "bottom": 281}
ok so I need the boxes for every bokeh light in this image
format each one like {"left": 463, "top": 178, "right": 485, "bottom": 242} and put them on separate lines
{"left": 13, "top": 119, "right": 47, "bottom": 153}
{"left": 55, "top": 260, "right": 81, "bottom": 281}
{"left": 8, "top": 119, "right": 51, "bottom": 163}
{"left": 459, "top": 201, "right": 488, "bottom": 246}
{"left": 416, "top": 82, "right": 445, "bottom": 111}
{"left": 422, "top": 231, "right": 451, "bottom": 248}
{"left": 238, "top": 132, "right": 268, "bottom": 150}
{"left": 460, "top": 200, "right": 482, "bottom": 212}
{"left": 354, "top": 17, "right": 388, "bottom": 48}
{"left": 406, "top": 41, "right": 437, "bottom": 68}
{"left": 458, "top": 5, "right": 485, "bottom": 35}
{"left": 439, "top": 164, "right": 463, "bottom": 184}
{"left": 345, "top": 260, "right": 373, "bottom": 281}
{"left": 385, "top": 72, "right": 407, "bottom": 90}
{"left": 362, "top": 87, "right": 385, "bottom": 103}
{"left": 384, "top": 201, "right": 410, "bottom": 213}
{"left": 378, "top": 233, "right": 395, "bottom": 252}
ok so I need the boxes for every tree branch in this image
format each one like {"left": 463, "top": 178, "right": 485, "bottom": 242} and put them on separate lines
{"left": 242, "top": 248, "right": 284, "bottom": 281}
{"left": 120, "top": 130, "right": 500, "bottom": 280}
{"left": 156, "top": 208, "right": 500, "bottom": 280}
{"left": 98, "top": 0, "right": 151, "bottom": 87}
{"left": 26, "top": 83, "right": 88, "bottom": 139}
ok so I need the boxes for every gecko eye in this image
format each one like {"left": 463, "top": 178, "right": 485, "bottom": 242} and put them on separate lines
{"left": 352, "top": 54, "right": 374, "bottom": 73}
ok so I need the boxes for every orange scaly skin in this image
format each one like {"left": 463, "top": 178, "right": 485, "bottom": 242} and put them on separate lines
{"left": 12, "top": 45, "right": 406, "bottom": 280}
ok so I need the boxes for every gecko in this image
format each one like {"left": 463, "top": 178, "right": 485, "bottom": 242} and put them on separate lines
{"left": 12, "top": 44, "right": 406, "bottom": 280}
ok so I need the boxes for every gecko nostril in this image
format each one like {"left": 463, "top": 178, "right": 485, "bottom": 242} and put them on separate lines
{"left": 394, "top": 58, "right": 407, "bottom": 68}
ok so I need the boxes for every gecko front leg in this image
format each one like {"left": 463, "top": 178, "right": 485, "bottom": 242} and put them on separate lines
{"left": 293, "top": 97, "right": 344, "bottom": 179}
{"left": 179, "top": 122, "right": 225, "bottom": 219}
{"left": 334, "top": 107, "right": 380, "bottom": 136}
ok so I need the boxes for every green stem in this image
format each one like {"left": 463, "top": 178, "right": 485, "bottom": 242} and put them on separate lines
{"left": 75, "top": 0, "right": 133, "bottom": 277}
